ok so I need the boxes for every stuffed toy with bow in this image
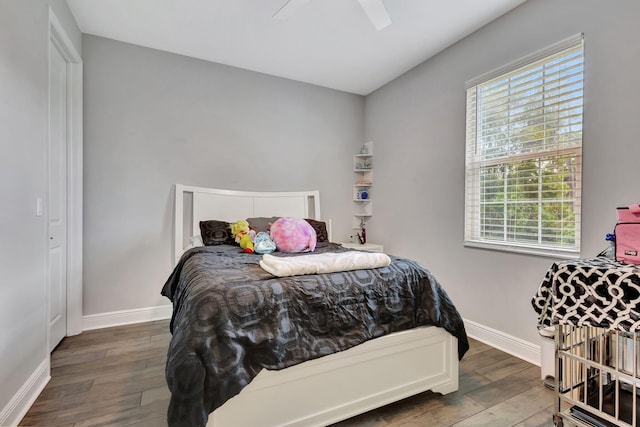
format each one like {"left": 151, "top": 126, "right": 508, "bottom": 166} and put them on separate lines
{"left": 230, "top": 219, "right": 256, "bottom": 253}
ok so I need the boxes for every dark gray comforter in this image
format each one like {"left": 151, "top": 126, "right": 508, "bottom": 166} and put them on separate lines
{"left": 161, "top": 243, "right": 469, "bottom": 427}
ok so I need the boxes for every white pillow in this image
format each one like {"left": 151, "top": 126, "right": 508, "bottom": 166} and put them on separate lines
{"left": 183, "top": 235, "right": 204, "bottom": 251}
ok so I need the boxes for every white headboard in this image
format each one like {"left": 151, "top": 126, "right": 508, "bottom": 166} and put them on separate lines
{"left": 174, "top": 184, "right": 324, "bottom": 264}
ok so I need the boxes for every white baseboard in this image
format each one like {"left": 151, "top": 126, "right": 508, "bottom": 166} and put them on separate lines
{"left": 464, "top": 318, "right": 541, "bottom": 366}
{"left": 0, "top": 357, "right": 50, "bottom": 427}
{"left": 83, "top": 305, "right": 172, "bottom": 331}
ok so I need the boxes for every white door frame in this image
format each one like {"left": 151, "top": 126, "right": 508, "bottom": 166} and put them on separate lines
{"left": 49, "top": 8, "right": 83, "bottom": 338}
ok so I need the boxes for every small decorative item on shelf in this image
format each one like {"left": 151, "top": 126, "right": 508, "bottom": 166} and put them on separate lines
{"left": 360, "top": 144, "right": 368, "bottom": 155}
{"left": 355, "top": 161, "right": 370, "bottom": 170}
{"left": 356, "top": 189, "right": 368, "bottom": 200}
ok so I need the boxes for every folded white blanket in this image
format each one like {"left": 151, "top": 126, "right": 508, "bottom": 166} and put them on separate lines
{"left": 259, "top": 251, "right": 391, "bottom": 277}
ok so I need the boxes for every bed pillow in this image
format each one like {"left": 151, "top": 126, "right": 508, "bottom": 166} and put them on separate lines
{"left": 199, "top": 220, "right": 235, "bottom": 246}
{"left": 183, "top": 235, "right": 204, "bottom": 251}
{"left": 270, "top": 217, "right": 317, "bottom": 253}
{"left": 246, "top": 217, "right": 280, "bottom": 233}
{"left": 304, "top": 219, "right": 328, "bottom": 243}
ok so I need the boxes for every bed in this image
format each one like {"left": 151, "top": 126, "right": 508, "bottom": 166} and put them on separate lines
{"left": 162, "top": 184, "right": 469, "bottom": 427}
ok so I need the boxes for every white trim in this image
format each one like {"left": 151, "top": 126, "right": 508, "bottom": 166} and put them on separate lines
{"left": 49, "top": 9, "right": 81, "bottom": 62}
{"left": 464, "top": 318, "right": 541, "bottom": 367}
{"left": 465, "top": 33, "right": 584, "bottom": 88}
{"left": 66, "top": 59, "right": 83, "bottom": 337}
{"left": 174, "top": 184, "right": 184, "bottom": 265}
{"left": 49, "top": 7, "right": 83, "bottom": 337}
{"left": 83, "top": 305, "right": 173, "bottom": 331}
{"left": 0, "top": 358, "right": 50, "bottom": 427}
{"left": 464, "top": 240, "right": 581, "bottom": 260}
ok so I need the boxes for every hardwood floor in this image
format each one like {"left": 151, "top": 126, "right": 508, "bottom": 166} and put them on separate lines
{"left": 20, "top": 320, "right": 555, "bottom": 426}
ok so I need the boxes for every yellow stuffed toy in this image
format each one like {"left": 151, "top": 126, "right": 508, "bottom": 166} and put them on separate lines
{"left": 230, "top": 220, "right": 256, "bottom": 253}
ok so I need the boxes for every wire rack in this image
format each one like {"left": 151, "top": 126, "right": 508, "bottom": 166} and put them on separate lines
{"left": 555, "top": 325, "right": 640, "bottom": 427}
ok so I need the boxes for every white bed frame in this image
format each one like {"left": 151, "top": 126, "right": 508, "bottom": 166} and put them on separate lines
{"left": 173, "top": 184, "right": 459, "bottom": 427}
{"left": 174, "top": 184, "right": 325, "bottom": 265}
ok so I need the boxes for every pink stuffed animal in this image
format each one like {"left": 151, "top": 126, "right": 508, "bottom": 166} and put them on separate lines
{"left": 270, "top": 217, "right": 317, "bottom": 253}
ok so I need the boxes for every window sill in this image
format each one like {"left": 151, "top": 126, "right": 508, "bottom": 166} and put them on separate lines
{"left": 464, "top": 240, "right": 581, "bottom": 260}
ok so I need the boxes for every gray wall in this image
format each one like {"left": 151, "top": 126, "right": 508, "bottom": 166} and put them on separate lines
{"left": 0, "top": 0, "right": 81, "bottom": 421}
{"left": 9, "top": 0, "right": 637, "bottom": 419}
{"left": 82, "top": 35, "right": 364, "bottom": 315}
{"left": 365, "top": 0, "right": 640, "bottom": 344}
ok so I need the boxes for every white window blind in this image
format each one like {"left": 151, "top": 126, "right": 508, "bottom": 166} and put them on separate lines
{"left": 465, "top": 35, "right": 584, "bottom": 256}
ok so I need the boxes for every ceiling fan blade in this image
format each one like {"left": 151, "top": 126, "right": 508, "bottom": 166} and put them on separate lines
{"left": 273, "top": 0, "right": 310, "bottom": 20}
{"left": 358, "top": 0, "right": 392, "bottom": 30}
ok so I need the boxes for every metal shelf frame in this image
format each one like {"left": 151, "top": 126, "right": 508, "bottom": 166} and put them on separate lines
{"left": 554, "top": 325, "right": 640, "bottom": 427}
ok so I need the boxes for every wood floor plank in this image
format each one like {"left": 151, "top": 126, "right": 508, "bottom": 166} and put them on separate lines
{"left": 333, "top": 391, "right": 441, "bottom": 426}
{"left": 462, "top": 339, "right": 493, "bottom": 357}
{"left": 456, "top": 366, "right": 494, "bottom": 395}
{"left": 21, "top": 322, "right": 558, "bottom": 427}
{"left": 513, "top": 406, "right": 556, "bottom": 427}
{"left": 71, "top": 398, "right": 170, "bottom": 427}
{"left": 145, "top": 355, "right": 167, "bottom": 369}
{"left": 465, "top": 366, "right": 541, "bottom": 408}
{"left": 89, "top": 373, "right": 167, "bottom": 399}
{"left": 449, "top": 385, "right": 554, "bottom": 427}
{"left": 20, "top": 394, "right": 141, "bottom": 426}
{"left": 24, "top": 392, "right": 141, "bottom": 418}
{"left": 150, "top": 332, "right": 171, "bottom": 343}
{"left": 103, "top": 337, "right": 171, "bottom": 358}
{"left": 52, "top": 336, "right": 150, "bottom": 360}
{"left": 50, "top": 349, "right": 106, "bottom": 368}
{"left": 125, "top": 417, "right": 169, "bottom": 427}
{"left": 62, "top": 330, "right": 117, "bottom": 348}
{"left": 140, "top": 385, "right": 171, "bottom": 406}
{"left": 48, "top": 364, "right": 138, "bottom": 388}
{"left": 474, "top": 356, "right": 537, "bottom": 382}
{"left": 331, "top": 413, "right": 387, "bottom": 426}
{"left": 51, "top": 356, "right": 148, "bottom": 377}
{"left": 91, "top": 365, "right": 166, "bottom": 386}
{"left": 459, "top": 347, "right": 513, "bottom": 372}
{"left": 34, "top": 379, "right": 93, "bottom": 402}
{"left": 392, "top": 393, "right": 486, "bottom": 427}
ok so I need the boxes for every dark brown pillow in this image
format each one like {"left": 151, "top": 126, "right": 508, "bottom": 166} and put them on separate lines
{"left": 246, "top": 217, "right": 280, "bottom": 233}
{"left": 199, "top": 220, "right": 235, "bottom": 246}
{"left": 305, "top": 219, "right": 328, "bottom": 243}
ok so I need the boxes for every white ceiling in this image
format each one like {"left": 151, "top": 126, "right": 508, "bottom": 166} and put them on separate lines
{"left": 66, "top": 0, "right": 527, "bottom": 95}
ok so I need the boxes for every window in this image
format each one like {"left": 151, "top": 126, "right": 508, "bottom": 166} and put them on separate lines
{"left": 465, "top": 35, "right": 584, "bottom": 256}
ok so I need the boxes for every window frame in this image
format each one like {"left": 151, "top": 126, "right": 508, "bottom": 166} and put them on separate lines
{"left": 464, "top": 34, "right": 584, "bottom": 258}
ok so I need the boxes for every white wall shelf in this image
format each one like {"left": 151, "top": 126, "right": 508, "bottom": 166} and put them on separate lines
{"left": 352, "top": 142, "right": 376, "bottom": 246}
